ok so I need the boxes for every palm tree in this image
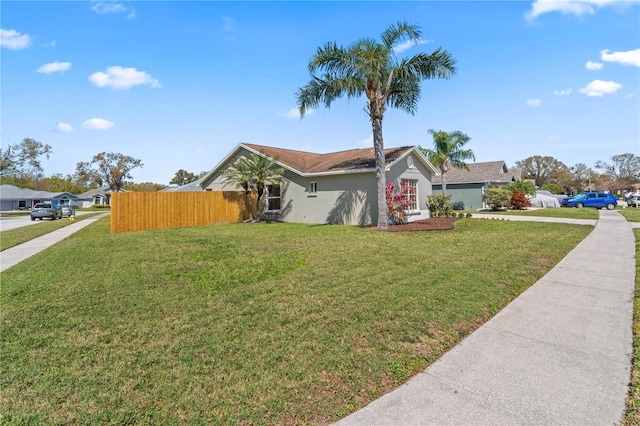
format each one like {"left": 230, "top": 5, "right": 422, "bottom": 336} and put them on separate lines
{"left": 297, "top": 21, "right": 456, "bottom": 229}
{"left": 221, "top": 153, "right": 284, "bottom": 220}
{"left": 421, "top": 129, "right": 475, "bottom": 195}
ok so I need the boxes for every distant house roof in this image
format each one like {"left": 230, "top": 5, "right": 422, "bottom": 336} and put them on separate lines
{"left": 0, "top": 184, "right": 77, "bottom": 200}
{"left": 201, "top": 143, "right": 438, "bottom": 187}
{"left": 161, "top": 179, "right": 204, "bottom": 192}
{"left": 76, "top": 186, "right": 123, "bottom": 200}
{"left": 432, "top": 161, "right": 517, "bottom": 185}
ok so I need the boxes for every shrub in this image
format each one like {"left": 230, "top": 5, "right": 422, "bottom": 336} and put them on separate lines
{"left": 504, "top": 180, "right": 536, "bottom": 196}
{"left": 482, "top": 188, "right": 511, "bottom": 211}
{"left": 510, "top": 189, "right": 531, "bottom": 210}
{"left": 386, "top": 181, "right": 414, "bottom": 225}
{"left": 428, "top": 194, "right": 453, "bottom": 218}
{"left": 465, "top": 212, "right": 472, "bottom": 218}
{"left": 452, "top": 200, "right": 465, "bottom": 210}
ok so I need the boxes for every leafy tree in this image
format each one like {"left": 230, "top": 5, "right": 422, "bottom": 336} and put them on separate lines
{"left": 75, "top": 152, "right": 143, "bottom": 192}
{"left": 420, "top": 129, "right": 474, "bottom": 195}
{"left": 297, "top": 21, "right": 456, "bottom": 229}
{"left": 595, "top": 153, "right": 640, "bottom": 193}
{"left": 482, "top": 188, "right": 511, "bottom": 211}
{"left": 516, "top": 155, "right": 568, "bottom": 187}
{"left": 541, "top": 183, "right": 563, "bottom": 194}
{"left": 567, "top": 163, "right": 596, "bottom": 193}
{"left": 124, "top": 182, "right": 167, "bottom": 192}
{"left": 170, "top": 169, "right": 199, "bottom": 186}
{"left": 39, "top": 174, "right": 90, "bottom": 194}
{"left": 221, "top": 153, "right": 284, "bottom": 220}
{"left": 0, "top": 138, "right": 52, "bottom": 178}
{"left": 504, "top": 180, "right": 536, "bottom": 196}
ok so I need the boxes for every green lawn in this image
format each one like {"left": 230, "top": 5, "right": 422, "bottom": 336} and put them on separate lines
{"left": 620, "top": 208, "right": 640, "bottom": 222}
{"left": 474, "top": 207, "right": 599, "bottom": 220}
{"left": 624, "top": 228, "right": 640, "bottom": 425}
{"left": 0, "top": 213, "right": 104, "bottom": 251}
{"left": 1, "top": 218, "right": 592, "bottom": 424}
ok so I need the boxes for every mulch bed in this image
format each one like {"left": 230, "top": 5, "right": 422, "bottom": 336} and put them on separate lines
{"left": 380, "top": 217, "right": 460, "bottom": 232}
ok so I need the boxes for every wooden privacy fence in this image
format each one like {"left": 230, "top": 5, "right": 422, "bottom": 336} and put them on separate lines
{"left": 110, "top": 191, "right": 250, "bottom": 233}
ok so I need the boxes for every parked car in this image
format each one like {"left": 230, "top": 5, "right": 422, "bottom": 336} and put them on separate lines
{"left": 30, "top": 202, "right": 62, "bottom": 220}
{"left": 60, "top": 205, "right": 73, "bottom": 217}
{"left": 628, "top": 195, "right": 640, "bottom": 208}
{"left": 561, "top": 192, "right": 618, "bottom": 210}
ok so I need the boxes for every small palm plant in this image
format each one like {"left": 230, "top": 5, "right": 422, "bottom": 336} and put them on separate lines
{"left": 221, "top": 153, "right": 284, "bottom": 221}
{"left": 421, "top": 129, "right": 475, "bottom": 195}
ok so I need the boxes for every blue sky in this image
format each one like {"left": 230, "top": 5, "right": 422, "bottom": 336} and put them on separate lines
{"left": 2, "top": 0, "right": 639, "bottom": 185}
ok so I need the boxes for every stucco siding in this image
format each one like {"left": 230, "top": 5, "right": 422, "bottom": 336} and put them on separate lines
{"left": 433, "top": 183, "right": 485, "bottom": 210}
{"left": 201, "top": 147, "right": 437, "bottom": 226}
{"left": 386, "top": 152, "right": 433, "bottom": 220}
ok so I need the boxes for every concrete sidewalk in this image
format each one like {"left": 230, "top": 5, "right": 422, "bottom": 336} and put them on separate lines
{"left": 0, "top": 213, "right": 109, "bottom": 272}
{"left": 337, "top": 210, "right": 635, "bottom": 425}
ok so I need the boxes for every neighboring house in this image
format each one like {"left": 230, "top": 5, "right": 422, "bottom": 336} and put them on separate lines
{"left": 432, "top": 161, "right": 520, "bottom": 210}
{"left": 161, "top": 179, "right": 205, "bottom": 192}
{"left": 0, "top": 184, "right": 78, "bottom": 211}
{"left": 76, "top": 186, "right": 122, "bottom": 208}
{"left": 199, "top": 143, "right": 439, "bottom": 226}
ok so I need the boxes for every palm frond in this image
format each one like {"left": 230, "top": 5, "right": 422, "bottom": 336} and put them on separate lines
{"left": 380, "top": 21, "right": 421, "bottom": 50}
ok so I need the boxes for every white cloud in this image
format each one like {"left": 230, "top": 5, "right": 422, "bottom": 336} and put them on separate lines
{"left": 585, "top": 61, "right": 603, "bottom": 70}
{"left": 358, "top": 135, "right": 373, "bottom": 148}
{"left": 279, "top": 107, "right": 312, "bottom": 119}
{"left": 394, "top": 39, "right": 429, "bottom": 54}
{"left": 525, "top": 0, "right": 631, "bottom": 20}
{"left": 578, "top": 79, "right": 622, "bottom": 96}
{"left": 1, "top": 28, "right": 32, "bottom": 50}
{"left": 82, "top": 118, "right": 115, "bottom": 130}
{"left": 223, "top": 16, "right": 236, "bottom": 32}
{"left": 527, "top": 98, "right": 542, "bottom": 107}
{"left": 89, "top": 66, "right": 161, "bottom": 89}
{"left": 553, "top": 88, "right": 572, "bottom": 96}
{"left": 37, "top": 61, "right": 71, "bottom": 74}
{"left": 56, "top": 122, "right": 74, "bottom": 132}
{"left": 91, "top": 1, "right": 136, "bottom": 18}
{"left": 601, "top": 48, "right": 640, "bottom": 67}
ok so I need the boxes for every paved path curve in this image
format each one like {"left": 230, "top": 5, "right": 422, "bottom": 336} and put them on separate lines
{"left": 0, "top": 213, "right": 109, "bottom": 272}
{"left": 337, "top": 210, "right": 635, "bottom": 425}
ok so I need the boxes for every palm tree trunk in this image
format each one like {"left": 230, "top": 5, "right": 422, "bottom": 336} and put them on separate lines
{"left": 442, "top": 173, "right": 447, "bottom": 195}
{"left": 372, "top": 118, "right": 388, "bottom": 230}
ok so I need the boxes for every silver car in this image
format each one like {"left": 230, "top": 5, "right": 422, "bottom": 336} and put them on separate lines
{"left": 60, "top": 205, "right": 73, "bottom": 217}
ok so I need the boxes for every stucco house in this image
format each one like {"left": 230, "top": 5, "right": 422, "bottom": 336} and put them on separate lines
{"left": 0, "top": 184, "right": 78, "bottom": 211}
{"left": 76, "top": 186, "right": 123, "bottom": 208}
{"left": 199, "top": 143, "right": 439, "bottom": 226}
{"left": 432, "top": 161, "right": 521, "bottom": 210}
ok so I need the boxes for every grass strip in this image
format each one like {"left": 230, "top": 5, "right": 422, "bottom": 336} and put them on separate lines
{"left": 475, "top": 207, "right": 599, "bottom": 220}
{"left": 0, "top": 213, "right": 103, "bottom": 251}
{"left": 1, "top": 218, "right": 592, "bottom": 424}
{"left": 620, "top": 208, "right": 640, "bottom": 222}
{"left": 623, "top": 228, "right": 640, "bottom": 425}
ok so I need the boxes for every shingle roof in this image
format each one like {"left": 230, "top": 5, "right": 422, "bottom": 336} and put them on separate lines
{"left": 432, "top": 161, "right": 515, "bottom": 184}
{"left": 76, "top": 186, "right": 122, "bottom": 199}
{"left": 242, "top": 143, "right": 413, "bottom": 174}
{"left": 0, "top": 184, "right": 75, "bottom": 200}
